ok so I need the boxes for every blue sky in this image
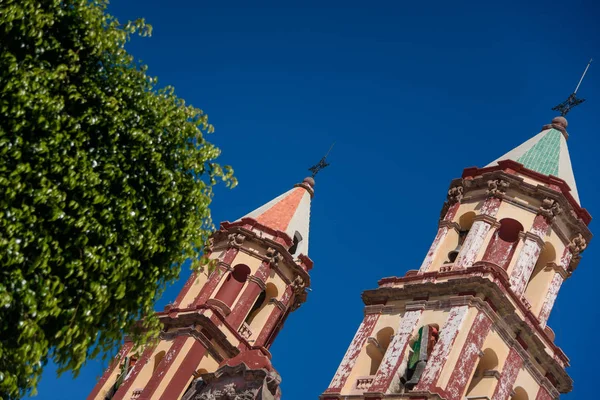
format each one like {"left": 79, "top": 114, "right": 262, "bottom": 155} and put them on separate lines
{"left": 30, "top": 0, "right": 600, "bottom": 399}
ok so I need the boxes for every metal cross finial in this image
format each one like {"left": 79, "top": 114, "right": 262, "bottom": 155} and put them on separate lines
{"left": 552, "top": 59, "right": 593, "bottom": 116}
{"left": 308, "top": 142, "right": 335, "bottom": 178}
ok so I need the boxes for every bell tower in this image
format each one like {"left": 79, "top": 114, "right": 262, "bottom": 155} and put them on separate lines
{"left": 321, "top": 116, "right": 591, "bottom": 400}
{"left": 88, "top": 177, "right": 316, "bottom": 400}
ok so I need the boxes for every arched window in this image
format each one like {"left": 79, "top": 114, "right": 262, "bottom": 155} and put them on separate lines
{"left": 513, "top": 387, "right": 529, "bottom": 400}
{"left": 214, "top": 264, "right": 251, "bottom": 307}
{"left": 245, "top": 283, "right": 279, "bottom": 330}
{"left": 366, "top": 327, "right": 395, "bottom": 375}
{"left": 465, "top": 348, "right": 499, "bottom": 398}
{"left": 289, "top": 231, "right": 303, "bottom": 255}
{"left": 153, "top": 350, "right": 166, "bottom": 372}
{"left": 483, "top": 218, "right": 524, "bottom": 270}
{"left": 525, "top": 242, "right": 556, "bottom": 313}
{"left": 447, "top": 212, "right": 476, "bottom": 263}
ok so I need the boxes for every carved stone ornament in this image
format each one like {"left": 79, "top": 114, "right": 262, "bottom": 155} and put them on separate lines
{"left": 228, "top": 233, "right": 246, "bottom": 246}
{"left": 265, "top": 247, "right": 283, "bottom": 264}
{"left": 291, "top": 275, "right": 305, "bottom": 296}
{"left": 539, "top": 198, "right": 562, "bottom": 220}
{"left": 486, "top": 179, "right": 509, "bottom": 197}
{"left": 182, "top": 357, "right": 282, "bottom": 400}
{"left": 568, "top": 233, "right": 587, "bottom": 255}
{"left": 447, "top": 185, "right": 464, "bottom": 204}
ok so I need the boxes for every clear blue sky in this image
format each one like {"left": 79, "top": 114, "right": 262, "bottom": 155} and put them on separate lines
{"left": 31, "top": 0, "right": 600, "bottom": 399}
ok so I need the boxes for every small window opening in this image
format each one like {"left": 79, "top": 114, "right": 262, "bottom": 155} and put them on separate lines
{"left": 289, "top": 231, "right": 303, "bottom": 255}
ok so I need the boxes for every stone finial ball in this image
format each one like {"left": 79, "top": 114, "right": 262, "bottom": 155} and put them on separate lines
{"left": 552, "top": 116, "right": 568, "bottom": 129}
{"left": 303, "top": 177, "right": 315, "bottom": 187}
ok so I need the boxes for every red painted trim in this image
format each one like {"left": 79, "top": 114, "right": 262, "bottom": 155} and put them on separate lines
{"left": 87, "top": 341, "right": 134, "bottom": 400}
{"left": 462, "top": 161, "right": 592, "bottom": 225}
{"left": 445, "top": 202, "right": 460, "bottom": 221}
{"left": 444, "top": 311, "right": 493, "bottom": 400}
{"left": 155, "top": 340, "right": 208, "bottom": 400}
{"left": 111, "top": 344, "right": 157, "bottom": 400}
{"left": 173, "top": 272, "right": 198, "bottom": 308}
{"left": 193, "top": 248, "right": 239, "bottom": 307}
{"left": 226, "top": 262, "right": 270, "bottom": 329}
{"left": 491, "top": 347, "right": 524, "bottom": 400}
{"left": 255, "top": 286, "right": 293, "bottom": 347}
{"left": 136, "top": 336, "right": 188, "bottom": 399}
{"left": 535, "top": 386, "right": 554, "bottom": 400}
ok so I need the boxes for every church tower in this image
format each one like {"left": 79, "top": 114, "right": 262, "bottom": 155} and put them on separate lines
{"left": 88, "top": 177, "right": 317, "bottom": 400}
{"left": 321, "top": 116, "right": 591, "bottom": 400}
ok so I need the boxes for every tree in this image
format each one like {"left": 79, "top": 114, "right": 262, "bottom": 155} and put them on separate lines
{"left": 0, "top": 1, "right": 236, "bottom": 398}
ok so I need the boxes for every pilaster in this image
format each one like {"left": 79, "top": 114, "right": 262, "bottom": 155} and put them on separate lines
{"left": 491, "top": 347, "right": 523, "bottom": 400}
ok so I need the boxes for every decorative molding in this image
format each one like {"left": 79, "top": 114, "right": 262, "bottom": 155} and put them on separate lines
{"left": 568, "top": 233, "right": 587, "bottom": 255}
{"left": 487, "top": 179, "right": 510, "bottom": 197}
{"left": 247, "top": 275, "right": 267, "bottom": 290}
{"left": 538, "top": 198, "right": 562, "bottom": 221}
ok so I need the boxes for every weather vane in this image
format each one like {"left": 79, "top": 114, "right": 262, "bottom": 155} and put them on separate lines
{"left": 552, "top": 59, "right": 593, "bottom": 116}
{"left": 308, "top": 142, "right": 335, "bottom": 177}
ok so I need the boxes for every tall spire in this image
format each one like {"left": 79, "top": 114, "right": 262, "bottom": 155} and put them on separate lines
{"left": 237, "top": 177, "right": 314, "bottom": 256}
{"left": 485, "top": 116, "right": 580, "bottom": 203}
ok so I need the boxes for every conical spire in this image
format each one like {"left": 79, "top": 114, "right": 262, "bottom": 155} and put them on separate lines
{"left": 236, "top": 177, "right": 314, "bottom": 256}
{"left": 486, "top": 116, "right": 580, "bottom": 203}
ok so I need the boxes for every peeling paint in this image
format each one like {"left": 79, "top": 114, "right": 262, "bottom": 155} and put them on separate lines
{"left": 531, "top": 215, "right": 550, "bottom": 238}
{"left": 481, "top": 197, "right": 501, "bottom": 217}
{"left": 483, "top": 231, "right": 519, "bottom": 270}
{"left": 444, "top": 311, "right": 492, "bottom": 400}
{"left": 419, "top": 227, "right": 448, "bottom": 273}
{"left": 491, "top": 348, "right": 523, "bottom": 400}
{"left": 136, "top": 337, "right": 188, "bottom": 399}
{"left": 111, "top": 344, "right": 157, "bottom": 400}
{"left": 539, "top": 272, "right": 563, "bottom": 328}
{"left": 326, "top": 313, "right": 380, "bottom": 392}
{"left": 509, "top": 238, "right": 542, "bottom": 296}
{"left": 535, "top": 387, "right": 554, "bottom": 400}
{"left": 455, "top": 221, "right": 492, "bottom": 268}
{"left": 416, "top": 305, "right": 469, "bottom": 391}
{"left": 369, "top": 309, "right": 422, "bottom": 393}
{"left": 445, "top": 202, "right": 460, "bottom": 221}
{"left": 87, "top": 342, "right": 134, "bottom": 400}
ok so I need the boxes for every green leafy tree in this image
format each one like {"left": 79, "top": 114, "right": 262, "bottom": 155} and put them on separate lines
{"left": 0, "top": 1, "right": 236, "bottom": 398}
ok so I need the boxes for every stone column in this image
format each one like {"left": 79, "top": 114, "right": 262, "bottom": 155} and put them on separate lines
{"left": 135, "top": 336, "right": 189, "bottom": 400}
{"left": 454, "top": 193, "right": 502, "bottom": 269}
{"left": 367, "top": 307, "right": 424, "bottom": 394}
{"left": 509, "top": 214, "right": 550, "bottom": 296}
{"left": 192, "top": 247, "right": 239, "bottom": 307}
{"left": 87, "top": 341, "right": 134, "bottom": 400}
{"left": 254, "top": 286, "right": 293, "bottom": 347}
{"left": 155, "top": 340, "right": 208, "bottom": 400}
{"left": 414, "top": 305, "right": 470, "bottom": 392}
{"left": 491, "top": 347, "right": 523, "bottom": 400}
{"left": 419, "top": 189, "right": 462, "bottom": 274}
{"left": 111, "top": 344, "right": 157, "bottom": 400}
{"left": 443, "top": 310, "right": 493, "bottom": 400}
{"left": 226, "top": 260, "right": 271, "bottom": 330}
{"left": 324, "top": 312, "right": 381, "bottom": 394}
{"left": 539, "top": 234, "right": 586, "bottom": 328}
{"left": 535, "top": 386, "right": 555, "bottom": 400}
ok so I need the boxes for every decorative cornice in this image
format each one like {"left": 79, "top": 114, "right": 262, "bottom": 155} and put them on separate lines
{"left": 487, "top": 178, "right": 510, "bottom": 198}
{"left": 538, "top": 197, "right": 562, "bottom": 221}
{"left": 523, "top": 231, "right": 546, "bottom": 248}
{"left": 439, "top": 220, "right": 461, "bottom": 232}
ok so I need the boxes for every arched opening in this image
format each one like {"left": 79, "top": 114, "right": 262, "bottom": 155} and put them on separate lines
{"left": 465, "top": 348, "right": 499, "bottom": 398}
{"left": 513, "top": 387, "right": 529, "bottom": 400}
{"left": 153, "top": 350, "right": 166, "bottom": 372}
{"left": 447, "top": 212, "right": 476, "bottom": 263}
{"left": 214, "top": 264, "right": 251, "bottom": 307}
{"left": 366, "top": 327, "right": 395, "bottom": 375}
{"left": 525, "top": 242, "right": 556, "bottom": 314}
{"left": 401, "top": 324, "right": 440, "bottom": 390}
{"left": 482, "top": 218, "right": 524, "bottom": 270}
{"left": 243, "top": 283, "right": 279, "bottom": 337}
{"left": 289, "top": 231, "right": 303, "bottom": 255}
